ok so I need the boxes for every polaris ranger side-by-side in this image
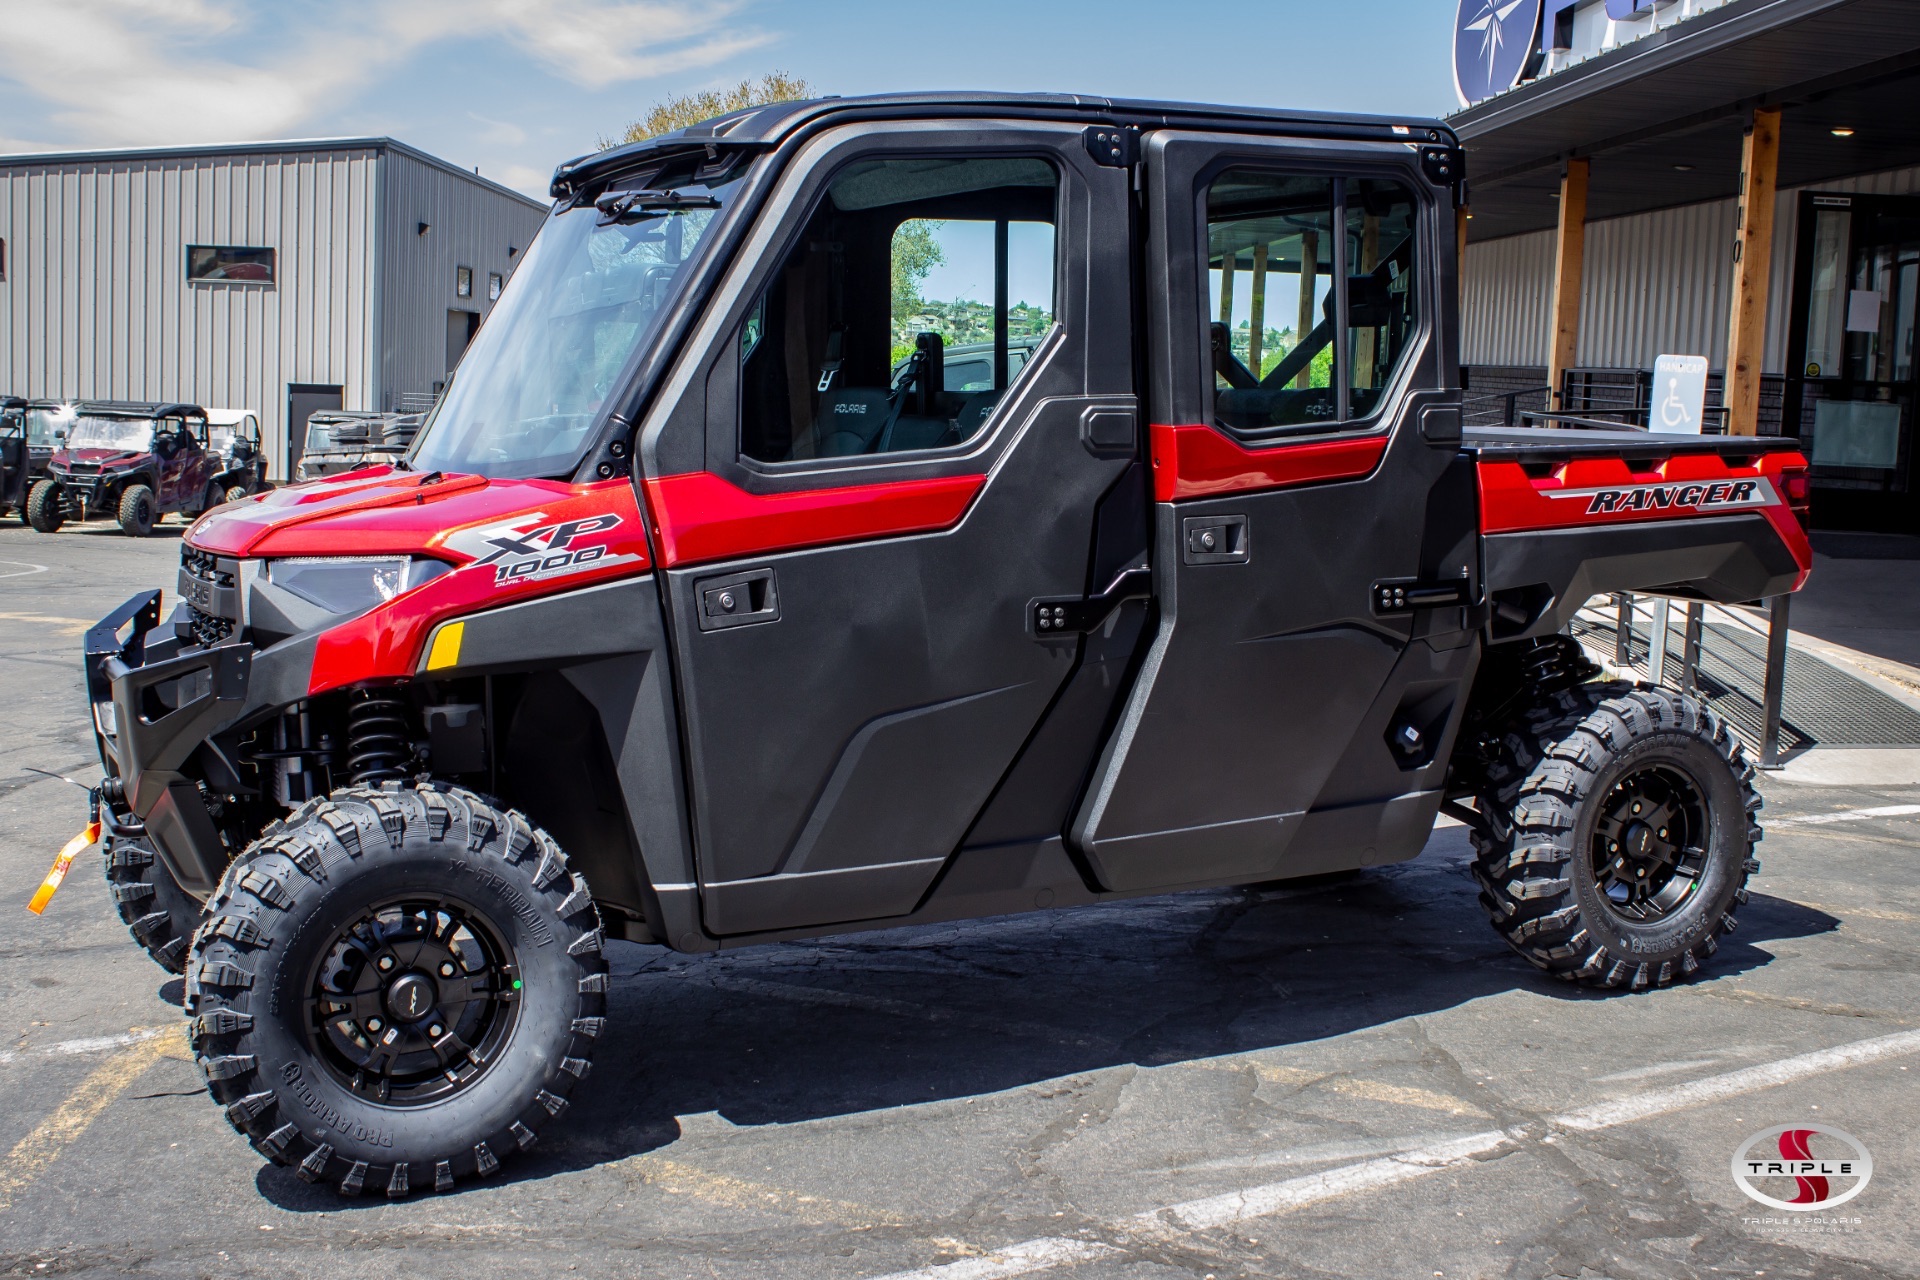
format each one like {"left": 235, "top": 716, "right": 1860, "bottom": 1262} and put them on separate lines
{"left": 30, "top": 401, "right": 220, "bottom": 535}
{"left": 63, "top": 95, "right": 1811, "bottom": 1196}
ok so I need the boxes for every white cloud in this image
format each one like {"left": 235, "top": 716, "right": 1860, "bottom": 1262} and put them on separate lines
{"left": 0, "top": 0, "right": 772, "bottom": 147}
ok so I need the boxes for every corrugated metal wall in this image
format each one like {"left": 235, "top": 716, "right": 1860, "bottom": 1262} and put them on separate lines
{"left": 379, "top": 151, "right": 548, "bottom": 411}
{"left": 0, "top": 141, "right": 548, "bottom": 480}
{"left": 0, "top": 146, "right": 381, "bottom": 479}
{"left": 1463, "top": 162, "right": 1920, "bottom": 375}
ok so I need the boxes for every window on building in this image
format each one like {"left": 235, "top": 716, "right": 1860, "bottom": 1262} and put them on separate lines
{"left": 739, "top": 154, "right": 1058, "bottom": 463}
{"left": 487, "top": 271, "right": 503, "bottom": 302}
{"left": 187, "top": 245, "right": 275, "bottom": 284}
{"left": 1206, "top": 170, "right": 1420, "bottom": 433}
{"left": 456, "top": 266, "right": 473, "bottom": 298}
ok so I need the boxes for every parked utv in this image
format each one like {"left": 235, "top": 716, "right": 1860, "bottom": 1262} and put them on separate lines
{"left": 0, "top": 397, "right": 27, "bottom": 521}
{"left": 66, "top": 94, "right": 1812, "bottom": 1197}
{"left": 201, "top": 410, "right": 272, "bottom": 504}
{"left": 294, "top": 410, "right": 422, "bottom": 482}
{"left": 29, "top": 401, "right": 219, "bottom": 535}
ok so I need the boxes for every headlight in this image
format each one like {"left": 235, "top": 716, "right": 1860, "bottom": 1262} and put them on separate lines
{"left": 264, "top": 557, "right": 449, "bottom": 614}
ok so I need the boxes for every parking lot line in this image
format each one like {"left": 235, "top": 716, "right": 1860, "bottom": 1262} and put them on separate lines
{"left": 867, "top": 1026, "right": 1920, "bottom": 1280}
{"left": 635, "top": 1156, "right": 906, "bottom": 1230}
{"left": 0, "top": 611, "right": 95, "bottom": 636}
{"left": 0, "top": 1027, "right": 173, "bottom": 1067}
{"left": 1187, "top": 1058, "right": 1488, "bottom": 1117}
{"left": 1772, "top": 804, "right": 1920, "bottom": 826}
{"left": 0, "top": 1026, "right": 183, "bottom": 1214}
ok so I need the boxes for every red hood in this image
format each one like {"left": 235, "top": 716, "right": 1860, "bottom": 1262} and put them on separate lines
{"left": 56, "top": 447, "right": 152, "bottom": 468}
{"left": 185, "top": 468, "right": 593, "bottom": 561}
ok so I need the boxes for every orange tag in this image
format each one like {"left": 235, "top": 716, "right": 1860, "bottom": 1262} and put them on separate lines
{"left": 27, "top": 822, "right": 101, "bottom": 915}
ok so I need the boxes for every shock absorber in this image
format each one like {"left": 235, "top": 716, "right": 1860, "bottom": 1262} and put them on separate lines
{"left": 1521, "top": 634, "right": 1599, "bottom": 694}
{"left": 345, "top": 687, "right": 411, "bottom": 785}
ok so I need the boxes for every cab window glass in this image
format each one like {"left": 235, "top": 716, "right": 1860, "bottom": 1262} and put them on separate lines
{"left": 740, "top": 156, "right": 1057, "bottom": 464}
{"left": 1345, "top": 179, "right": 1420, "bottom": 419}
{"left": 1206, "top": 170, "right": 1420, "bottom": 434}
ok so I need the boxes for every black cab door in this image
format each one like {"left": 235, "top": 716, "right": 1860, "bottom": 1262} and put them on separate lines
{"left": 1070, "top": 128, "right": 1479, "bottom": 893}
{"left": 639, "top": 120, "right": 1141, "bottom": 936}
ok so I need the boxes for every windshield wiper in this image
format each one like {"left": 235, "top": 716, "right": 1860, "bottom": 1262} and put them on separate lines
{"left": 594, "top": 189, "right": 721, "bottom": 224}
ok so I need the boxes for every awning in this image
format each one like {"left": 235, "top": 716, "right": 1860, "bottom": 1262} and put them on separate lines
{"left": 1452, "top": 0, "right": 1920, "bottom": 240}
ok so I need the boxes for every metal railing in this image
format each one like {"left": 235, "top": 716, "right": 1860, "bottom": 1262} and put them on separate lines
{"left": 1575, "top": 592, "right": 1793, "bottom": 767}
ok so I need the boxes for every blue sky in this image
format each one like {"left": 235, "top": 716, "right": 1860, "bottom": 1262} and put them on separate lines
{"left": 0, "top": 1, "right": 1461, "bottom": 198}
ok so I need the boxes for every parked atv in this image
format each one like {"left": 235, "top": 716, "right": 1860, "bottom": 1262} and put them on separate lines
{"left": 28, "top": 401, "right": 219, "bottom": 535}
{"left": 201, "top": 409, "right": 271, "bottom": 504}
{"left": 68, "top": 94, "right": 1812, "bottom": 1197}
{"left": 294, "top": 411, "right": 422, "bottom": 482}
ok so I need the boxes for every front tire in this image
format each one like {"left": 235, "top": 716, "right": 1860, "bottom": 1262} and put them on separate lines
{"left": 117, "top": 484, "right": 156, "bottom": 536}
{"left": 1470, "top": 684, "right": 1759, "bottom": 991}
{"left": 26, "top": 479, "right": 63, "bottom": 532}
{"left": 187, "top": 782, "right": 608, "bottom": 1196}
{"left": 105, "top": 836, "right": 201, "bottom": 973}
{"left": 225, "top": 484, "right": 251, "bottom": 505}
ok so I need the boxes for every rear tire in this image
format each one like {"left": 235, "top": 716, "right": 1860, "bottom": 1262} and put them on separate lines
{"left": 225, "top": 484, "right": 251, "bottom": 505}
{"left": 187, "top": 782, "right": 607, "bottom": 1196}
{"left": 26, "top": 479, "right": 62, "bottom": 533}
{"left": 1470, "top": 683, "right": 1759, "bottom": 991}
{"left": 105, "top": 836, "right": 201, "bottom": 974}
{"left": 117, "top": 484, "right": 156, "bottom": 536}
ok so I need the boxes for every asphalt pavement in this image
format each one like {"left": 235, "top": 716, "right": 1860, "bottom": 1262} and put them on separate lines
{"left": 0, "top": 519, "right": 1916, "bottom": 1280}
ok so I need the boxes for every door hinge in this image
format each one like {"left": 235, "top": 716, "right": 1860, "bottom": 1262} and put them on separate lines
{"left": 1032, "top": 566, "right": 1153, "bottom": 638}
{"left": 1083, "top": 125, "right": 1139, "bottom": 168}
{"left": 1372, "top": 575, "right": 1473, "bottom": 617}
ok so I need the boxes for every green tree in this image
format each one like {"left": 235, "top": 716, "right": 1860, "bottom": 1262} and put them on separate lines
{"left": 890, "top": 220, "right": 946, "bottom": 360}
{"left": 603, "top": 73, "right": 815, "bottom": 148}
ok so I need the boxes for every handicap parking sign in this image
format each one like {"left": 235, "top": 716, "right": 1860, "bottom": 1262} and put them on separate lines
{"left": 1652, "top": 354, "right": 1710, "bottom": 434}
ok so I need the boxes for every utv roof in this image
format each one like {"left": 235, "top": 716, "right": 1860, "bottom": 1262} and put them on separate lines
{"left": 205, "top": 408, "right": 260, "bottom": 427}
{"left": 553, "top": 91, "right": 1457, "bottom": 197}
{"left": 0, "top": 396, "right": 22, "bottom": 411}
{"left": 78, "top": 400, "right": 207, "bottom": 420}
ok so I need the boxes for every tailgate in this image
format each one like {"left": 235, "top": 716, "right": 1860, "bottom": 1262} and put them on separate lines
{"left": 1464, "top": 427, "right": 1812, "bottom": 640}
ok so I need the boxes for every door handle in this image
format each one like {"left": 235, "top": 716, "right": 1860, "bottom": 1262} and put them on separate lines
{"left": 695, "top": 567, "right": 779, "bottom": 631}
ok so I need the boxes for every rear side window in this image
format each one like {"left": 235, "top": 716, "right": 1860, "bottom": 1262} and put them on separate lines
{"left": 1206, "top": 170, "right": 1419, "bottom": 434}
{"left": 740, "top": 156, "right": 1058, "bottom": 464}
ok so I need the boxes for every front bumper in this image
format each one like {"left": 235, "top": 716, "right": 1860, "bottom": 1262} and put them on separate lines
{"left": 85, "top": 592, "right": 318, "bottom": 897}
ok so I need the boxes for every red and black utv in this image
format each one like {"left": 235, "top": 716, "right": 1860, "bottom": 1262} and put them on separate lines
{"left": 66, "top": 94, "right": 1811, "bottom": 1196}
{"left": 29, "top": 401, "right": 220, "bottom": 535}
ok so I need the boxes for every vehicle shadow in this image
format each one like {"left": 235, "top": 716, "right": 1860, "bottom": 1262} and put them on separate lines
{"left": 254, "top": 831, "right": 1838, "bottom": 1209}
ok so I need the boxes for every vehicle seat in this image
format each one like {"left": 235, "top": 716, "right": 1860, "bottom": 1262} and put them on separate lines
{"left": 813, "top": 387, "right": 892, "bottom": 456}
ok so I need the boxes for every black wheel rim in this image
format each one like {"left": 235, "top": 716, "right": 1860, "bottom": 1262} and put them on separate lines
{"left": 304, "top": 896, "right": 521, "bottom": 1107}
{"left": 1590, "top": 763, "right": 1712, "bottom": 923}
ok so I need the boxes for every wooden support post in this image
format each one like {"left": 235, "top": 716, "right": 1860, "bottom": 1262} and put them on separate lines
{"left": 1218, "top": 248, "right": 1236, "bottom": 327}
{"left": 1457, "top": 206, "right": 1470, "bottom": 315}
{"left": 1295, "top": 230, "right": 1319, "bottom": 389}
{"left": 1248, "top": 242, "right": 1269, "bottom": 378}
{"left": 1354, "top": 213, "right": 1380, "bottom": 389}
{"left": 1547, "top": 158, "right": 1590, "bottom": 409}
{"left": 1726, "top": 106, "right": 1782, "bottom": 437}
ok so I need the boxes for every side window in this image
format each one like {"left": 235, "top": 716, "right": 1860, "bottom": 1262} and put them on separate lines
{"left": 1206, "top": 169, "right": 1420, "bottom": 434}
{"left": 741, "top": 156, "right": 1058, "bottom": 464}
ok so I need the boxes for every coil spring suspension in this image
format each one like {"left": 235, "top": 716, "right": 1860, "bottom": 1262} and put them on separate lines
{"left": 346, "top": 687, "right": 411, "bottom": 785}
{"left": 1521, "top": 634, "right": 1599, "bottom": 695}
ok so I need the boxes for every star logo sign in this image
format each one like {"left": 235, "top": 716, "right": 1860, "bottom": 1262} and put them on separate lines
{"left": 1454, "top": 0, "right": 1541, "bottom": 106}
{"left": 1465, "top": 0, "right": 1530, "bottom": 79}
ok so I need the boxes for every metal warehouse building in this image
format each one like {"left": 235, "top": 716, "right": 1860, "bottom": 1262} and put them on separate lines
{"left": 0, "top": 138, "right": 548, "bottom": 480}
{"left": 1452, "top": 0, "right": 1920, "bottom": 532}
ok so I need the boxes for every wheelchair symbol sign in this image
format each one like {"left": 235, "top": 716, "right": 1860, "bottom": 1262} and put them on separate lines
{"left": 1652, "top": 354, "right": 1710, "bottom": 435}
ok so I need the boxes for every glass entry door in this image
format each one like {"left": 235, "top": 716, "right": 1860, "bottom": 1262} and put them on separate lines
{"left": 1786, "top": 193, "right": 1920, "bottom": 531}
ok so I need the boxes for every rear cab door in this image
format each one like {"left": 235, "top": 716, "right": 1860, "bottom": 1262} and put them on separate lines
{"left": 1070, "top": 124, "right": 1479, "bottom": 892}
{"left": 636, "top": 117, "right": 1144, "bottom": 938}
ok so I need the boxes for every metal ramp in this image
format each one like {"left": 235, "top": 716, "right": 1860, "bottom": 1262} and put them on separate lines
{"left": 1571, "top": 599, "right": 1920, "bottom": 752}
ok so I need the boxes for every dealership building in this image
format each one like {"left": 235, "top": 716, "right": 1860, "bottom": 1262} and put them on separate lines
{"left": 1454, "top": 0, "right": 1920, "bottom": 531}
{"left": 0, "top": 138, "right": 547, "bottom": 480}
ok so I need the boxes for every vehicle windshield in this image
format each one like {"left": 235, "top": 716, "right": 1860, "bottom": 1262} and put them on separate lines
{"left": 67, "top": 416, "right": 156, "bottom": 452}
{"left": 408, "top": 159, "right": 748, "bottom": 479}
{"left": 25, "top": 407, "right": 73, "bottom": 447}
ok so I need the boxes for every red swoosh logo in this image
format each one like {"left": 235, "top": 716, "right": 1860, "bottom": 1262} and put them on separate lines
{"left": 1779, "top": 1129, "right": 1830, "bottom": 1204}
